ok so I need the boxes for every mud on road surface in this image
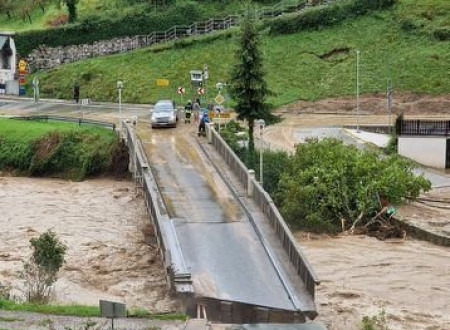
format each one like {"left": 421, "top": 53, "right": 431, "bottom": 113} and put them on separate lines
{"left": 0, "top": 176, "right": 176, "bottom": 312}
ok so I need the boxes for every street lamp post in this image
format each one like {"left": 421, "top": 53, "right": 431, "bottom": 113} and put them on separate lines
{"left": 356, "top": 50, "right": 361, "bottom": 133}
{"left": 203, "top": 65, "right": 209, "bottom": 104}
{"left": 387, "top": 78, "right": 393, "bottom": 134}
{"left": 117, "top": 80, "right": 123, "bottom": 126}
{"left": 257, "top": 119, "right": 265, "bottom": 187}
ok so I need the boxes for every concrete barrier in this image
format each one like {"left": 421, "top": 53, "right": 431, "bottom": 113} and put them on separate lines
{"left": 206, "top": 124, "right": 320, "bottom": 298}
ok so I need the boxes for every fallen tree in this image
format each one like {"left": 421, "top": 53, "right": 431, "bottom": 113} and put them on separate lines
{"left": 276, "top": 138, "right": 431, "bottom": 233}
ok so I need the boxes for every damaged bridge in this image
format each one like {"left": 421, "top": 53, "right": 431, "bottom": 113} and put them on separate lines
{"left": 122, "top": 121, "right": 319, "bottom": 323}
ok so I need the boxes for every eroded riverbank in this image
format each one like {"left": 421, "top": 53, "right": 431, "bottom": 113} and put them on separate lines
{"left": 0, "top": 176, "right": 175, "bottom": 312}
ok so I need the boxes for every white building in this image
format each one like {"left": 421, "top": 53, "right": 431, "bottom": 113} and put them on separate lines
{"left": 398, "top": 119, "right": 450, "bottom": 169}
{"left": 0, "top": 31, "right": 18, "bottom": 95}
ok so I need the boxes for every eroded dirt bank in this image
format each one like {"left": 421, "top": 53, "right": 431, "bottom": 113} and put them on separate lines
{"left": 280, "top": 92, "right": 450, "bottom": 115}
{"left": 0, "top": 176, "right": 176, "bottom": 312}
{"left": 298, "top": 234, "right": 450, "bottom": 330}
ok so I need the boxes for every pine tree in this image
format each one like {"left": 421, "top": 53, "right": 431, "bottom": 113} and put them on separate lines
{"left": 229, "top": 9, "right": 272, "bottom": 168}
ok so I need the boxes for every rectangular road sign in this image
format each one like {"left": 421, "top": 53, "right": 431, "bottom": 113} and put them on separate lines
{"left": 157, "top": 79, "right": 170, "bottom": 86}
{"left": 209, "top": 111, "right": 231, "bottom": 119}
{"left": 100, "top": 300, "right": 126, "bottom": 318}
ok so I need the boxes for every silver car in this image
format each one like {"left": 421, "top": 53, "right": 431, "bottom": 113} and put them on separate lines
{"left": 151, "top": 100, "right": 178, "bottom": 128}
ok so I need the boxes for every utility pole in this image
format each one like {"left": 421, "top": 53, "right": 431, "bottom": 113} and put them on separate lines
{"left": 257, "top": 119, "right": 265, "bottom": 187}
{"left": 356, "top": 50, "right": 361, "bottom": 133}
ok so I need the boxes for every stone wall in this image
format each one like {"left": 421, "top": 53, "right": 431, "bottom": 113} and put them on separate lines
{"left": 28, "top": 36, "right": 149, "bottom": 70}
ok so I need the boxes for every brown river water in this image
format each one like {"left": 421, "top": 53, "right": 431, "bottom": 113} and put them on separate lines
{"left": 0, "top": 176, "right": 176, "bottom": 312}
{"left": 298, "top": 234, "right": 450, "bottom": 329}
{"left": 0, "top": 174, "right": 449, "bottom": 328}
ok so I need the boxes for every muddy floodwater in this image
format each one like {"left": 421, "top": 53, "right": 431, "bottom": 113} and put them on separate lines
{"left": 298, "top": 234, "right": 450, "bottom": 330}
{"left": 0, "top": 176, "right": 175, "bottom": 312}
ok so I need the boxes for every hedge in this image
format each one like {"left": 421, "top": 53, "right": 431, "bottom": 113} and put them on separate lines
{"left": 15, "top": 3, "right": 204, "bottom": 55}
{"left": 268, "top": 0, "right": 396, "bottom": 35}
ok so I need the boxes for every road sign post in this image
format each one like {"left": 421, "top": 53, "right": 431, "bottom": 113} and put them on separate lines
{"left": 214, "top": 92, "right": 225, "bottom": 132}
{"left": 32, "top": 77, "right": 39, "bottom": 103}
{"left": 177, "top": 86, "right": 185, "bottom": 104}
{"left": 100, "top": 300, "right": 126, "bottom": 330}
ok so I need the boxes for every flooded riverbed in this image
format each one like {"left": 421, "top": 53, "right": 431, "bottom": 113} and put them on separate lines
{"left": 0, "top": 176, "right": 175, "bottom": 312}
{"left": 298, "top": 234, "right": 450, "bottom": 329}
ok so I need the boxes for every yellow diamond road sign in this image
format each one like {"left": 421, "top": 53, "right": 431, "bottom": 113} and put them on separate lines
{"left": 214, "top": 93, "right": 225, "bottom": 105}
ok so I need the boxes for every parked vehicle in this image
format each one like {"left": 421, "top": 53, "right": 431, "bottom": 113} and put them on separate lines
{"left": 151, "top": 100, "right": 178, "bottom": 128}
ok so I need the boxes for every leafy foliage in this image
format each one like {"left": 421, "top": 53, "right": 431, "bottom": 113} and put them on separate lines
{"left": 268, "top": 0, "right": 396, "bottom": 35}
{"left": 21, "top": 230, "right": 67, "bottom": 303}
{"left": 275, "top": 139, "right": 431, "bottom": 232}
{"left": 0, "top": 119, "right": 124, "bottom": 180}
{"left": 219, "top": 121, "right": 288, "bottom": 195}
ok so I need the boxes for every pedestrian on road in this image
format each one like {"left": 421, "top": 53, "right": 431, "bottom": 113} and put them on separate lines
{"left": 73, "top": 83, "right": 80, "bottom": 104}
{"left": 198, "top": 111, "right": 210, "bottom": 136}
{"left": 193, "top": 98, "right": 201, "bottom": 123}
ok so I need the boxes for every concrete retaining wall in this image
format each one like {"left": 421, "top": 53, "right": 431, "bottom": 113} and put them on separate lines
{"left": 398, "top": 136, "right": 448, "bottom": 169}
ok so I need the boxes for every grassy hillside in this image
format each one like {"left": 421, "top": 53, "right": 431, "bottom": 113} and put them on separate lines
{"left": 27, "top": 0, "right": 449, "bottom": 106}
{"left": 0, "top": 0, "right": 284, "bottom": 32}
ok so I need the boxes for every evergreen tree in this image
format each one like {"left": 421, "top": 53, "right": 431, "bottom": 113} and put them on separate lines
{"left": 229, "top": 9, "right": 272, "bottom": 168}
{"left": 64, "top": 0, "right": 78, "bottom": 23}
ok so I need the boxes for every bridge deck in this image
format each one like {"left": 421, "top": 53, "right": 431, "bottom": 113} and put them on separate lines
{"left": 137, "top": 126, "right": 315, "bottom": 316}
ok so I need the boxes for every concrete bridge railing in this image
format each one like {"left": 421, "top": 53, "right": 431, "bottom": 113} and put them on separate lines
{"left": 207, "top": 124, "right": 320, "bottom": 298}
{"left": 122, "top": 122, "right": 193, "bottom": 295}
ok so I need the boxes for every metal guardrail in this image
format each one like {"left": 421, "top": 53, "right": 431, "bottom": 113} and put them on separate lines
{"left": 208, "top": 126, "right": 319, "bottom": 298}
{"left": 121, "top": 122, "right": 193, "bottom": 294}
{"left": 10, "top": 115, "right": 117, "bottom": 130}
{"left": 398, "top": 119, "right": 450, "bottom": 136}
{"left": 31, "top": 0, "right": 316, "bottom": 69}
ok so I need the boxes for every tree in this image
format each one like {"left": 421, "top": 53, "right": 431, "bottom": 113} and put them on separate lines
{"left": 20, "top": 230, "right": 67, "bottom": 303}
{"left": 0, "top": 0, "right": 14, "bottom": 19}
{"left": 276, "top": 139, "right": 431, "bottom": 232}
{"left": 229, "top": 9, "right": 272, "bottom": 168}
{"left": 64, "top": 0, "right": 78, "bottom": 23}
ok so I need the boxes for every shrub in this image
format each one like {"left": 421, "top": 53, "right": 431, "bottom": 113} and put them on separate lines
{"left": 276, "top": 138, "right": 431, "bottom": 232}
{"left": 21, "top": 230, "right": 67, "bottom": 304}
{"left": 433, "top": 28, "right": 450, "bottom": 41}
{"left": 400, "top": 18, "right": 418, "bottom": 32}
{"left": 268, "top": 0, "right": 396, "bottom": 35}
{"left": 16, "top": 2, "right": 204, "bottom": 55}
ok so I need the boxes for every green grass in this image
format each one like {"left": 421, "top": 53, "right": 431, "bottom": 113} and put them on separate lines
{"left": 29, "top": 0, "right": 450, "bottom": 106}
{"left": 0, "top": 118, "right": 120, "bottom": 180}
{"left": 0, "top": 118, "right": 114, "bottom": 142}
{"left": 0, "top": 300, "right": 186, "bottom": 320}
{"left": 0, "top": 300, "right": 100, "bottom": 317}
{"left": 128, "top": 309, "right": 187, "bottom": 321}
{"left": 0, "top": 316, "right": 24, "bottom": 322}
{"left": 0, "top": 0, "right": 285, "bottom": 32}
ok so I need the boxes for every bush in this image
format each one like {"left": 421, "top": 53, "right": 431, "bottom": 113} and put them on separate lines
{"left": 400, "top": 18, "right": 418, "bottom": 32}
{"left": 0, "top": 124, "right": 122, "bottom": 180}
{"left": 21, "top": 230, "right": 67, "bottom": 304}
{"left": 45, "top": 14, "right": 69, "bottom": 27}
{"left": 268, "top": 0, "right": 396, "bottom": 35}
{"left": 16, "top": 2, "right": 204, "bottom": 55}
{"left": 276, "top": 138, "right": 431, "bottom": 232}
{"left": 433, "top": 28, "right": 450, "bottom": 41}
